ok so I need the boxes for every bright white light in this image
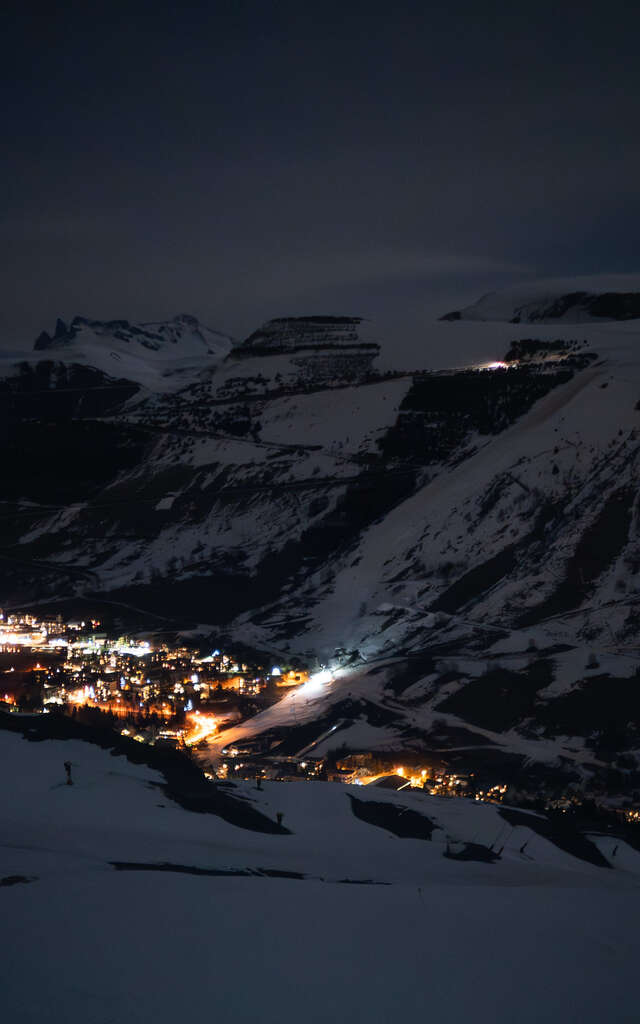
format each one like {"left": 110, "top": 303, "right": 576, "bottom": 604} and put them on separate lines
{"left": 191, "top": 673, "right": 199, "bottom": 684}
{"left": 311, "top": 669, "right": 333, "bottom": 685}
{"left": 116, "top": 644, "right": 150, "bottom": 657}
{"left": 270, "top": 666, "right": 281, "bottom": 676}
{"left": 297, "top": 668, "right": 333, "bottom": 697}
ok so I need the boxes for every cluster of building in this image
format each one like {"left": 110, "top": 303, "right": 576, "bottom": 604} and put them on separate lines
{"left": 206, "top": 749, "right": 511, "bottom": 805}
{"left": 0, "top": 610, "right": 307, "bottom": 749}
{"left": 333, "top": 753, "right": 502, "bottom": 801}
{"left": 4, "top": 611, "right": 637, "bottom": 825}
{"left": 0, "top": 612, "right": 511, "bottom": 804}
{"left": 213, "top": 751, "right": 326, "bottom": 784}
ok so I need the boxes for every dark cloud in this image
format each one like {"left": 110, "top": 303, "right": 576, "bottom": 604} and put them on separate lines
{"left": 3, "top": 1, "right": 640, "bottom": 360}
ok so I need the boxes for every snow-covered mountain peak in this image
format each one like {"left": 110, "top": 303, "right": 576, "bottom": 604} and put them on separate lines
{"left": 35, "top": 313, "right": 232, "bottom": 357}
{"left": 31, "top": 313, "right": 234, "bottom": 390}
{"left": 441, "top": 275, "right": 640, "bottom": 324}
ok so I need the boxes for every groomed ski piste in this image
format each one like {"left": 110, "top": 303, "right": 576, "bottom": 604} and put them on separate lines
{"left": 2, "top": 725, "right": 639, "bottom": 1024}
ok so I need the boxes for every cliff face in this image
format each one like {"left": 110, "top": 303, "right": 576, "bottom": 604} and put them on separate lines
{"left": 236, "top": 315, "right": 376, "bottom": 353}
{"left": 230, "top": 315, "right": 380, "bottom": 384}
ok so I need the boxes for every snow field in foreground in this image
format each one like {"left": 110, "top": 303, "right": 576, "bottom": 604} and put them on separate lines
{"left": 2, "top": 730, "right": 640, "bottom": 1022}
{"left": 3, "top": 869, "right": 639, "bottom": 1024}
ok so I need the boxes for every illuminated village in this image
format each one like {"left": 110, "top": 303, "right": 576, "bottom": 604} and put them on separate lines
{"left": 0, "top": 609, "right": 310, "bottom": 747}
{"left": 0, "top": 608, "right": 508, "bottom": 802}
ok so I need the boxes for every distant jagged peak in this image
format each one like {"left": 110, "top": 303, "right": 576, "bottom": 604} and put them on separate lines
{"left": 235, "top": 315, "right": 379, "bottom": 355}
{"left": 440, "top": 275, "right": 640, "bottom": 324}
{"left": 30, "top": 313, "right": 234, "bottom": 391}
{"left": 34, "top": 312, "right": 233, "bottom": 358}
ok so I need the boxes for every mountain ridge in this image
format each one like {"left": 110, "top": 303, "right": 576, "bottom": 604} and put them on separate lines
{"left": 3, "top": 294, "right": 640, "bottom": 795}
{"left": 441, "top": 278, "right": 640, "bottom": 323}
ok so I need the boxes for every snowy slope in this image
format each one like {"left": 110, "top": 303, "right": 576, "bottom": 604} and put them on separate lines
{"left": 232, "top": 323, "right": 640, "bottom": 660}
{"left": 2, "top": 725, "right": 640, "bottom": 1024}
{"left": 27, "top": 313, "right": 233, "bottom": 390}
{"left": 442, "top": 274, "right": 640, "bottom": 323}
{"left": 2, "top": 318, "right": 410, "bottom": 604}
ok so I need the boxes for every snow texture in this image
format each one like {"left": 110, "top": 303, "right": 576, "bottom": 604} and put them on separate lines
{"left": 2, "top": 728, "right": 640, "bottom": 1023}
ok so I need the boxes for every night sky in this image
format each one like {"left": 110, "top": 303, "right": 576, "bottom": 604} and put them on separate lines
{"left": 4, "top": 1, "right": 640, "bottom": 358}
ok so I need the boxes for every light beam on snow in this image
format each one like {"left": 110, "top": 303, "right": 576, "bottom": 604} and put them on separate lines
{"left": 297, "top": 668, "right": 334, "bottom": 697}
